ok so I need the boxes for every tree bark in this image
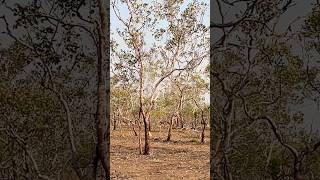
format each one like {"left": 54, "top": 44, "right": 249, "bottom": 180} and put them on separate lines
{"left": 180, "top": 115, "right": 184, "bottom": 129}
{"left": 193, "top": 113, "right": 197, "bottom": 130}
{"left": 143, "top": 115, "right": 150, "bottom": 155}
{"left": 96, "top": 0, "right": 110, "bottom": 178}
{"left": 130, "top": 120, "right": 138, "bottom": 136}
{"left": 113, "top": 113, "right": 117, "bottom": 130}
{"left": 294, "top": 160, "right": 303, "bottom": 180}
{"left": 148, "top": 120, "right": 152, "bottom": 132}
{"left": 200, "top": 113, "right": 206, "bottom": 143}
{"left": 166, "top": 115, "right": 174, "bottom": 142}
{"left": 137, "top": 119, "right": 142, "bottom": 154}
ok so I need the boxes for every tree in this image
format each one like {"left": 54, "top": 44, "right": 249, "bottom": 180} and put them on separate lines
{"left": 0, "top": 0, "right": 111, "bottom": 178}
{"left": 112, "top": 0, "right": 209, "bottom": 155}
{"left": 211, "top": 0, "right": 320, "bottom": 179}
{"left": 95, "top": 0, "right": 110, "bottom": 178}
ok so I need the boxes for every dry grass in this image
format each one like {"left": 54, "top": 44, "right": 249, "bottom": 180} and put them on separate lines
{"left": 111, "top": 127, "right": 210, "bottom": 180}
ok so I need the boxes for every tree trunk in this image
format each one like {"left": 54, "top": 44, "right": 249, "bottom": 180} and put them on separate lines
{"left": 130, "top": 120, "right": 138, "bottom": 136}
{"left": 113, "top": 113, "right": 117, "bottom": 130}
{"left": 223, "top": 154, "right": 233, "bottom": 180}
{"left": 294, "top": 171, "right": 303, "bottom": 180}
{"left": 96, "top": 0, "right": 110, "bottom": 178}
{"left": 193, "top": 113, "right": 197, "bottom": 130}
{"left": 200, "top": 111, "right": 206, "bottom": 143}
{"left": 222, "top": 100, "right": 234, "bottom": 180}
{"left": 148, "top": 120, "right": 152, "bottom": 132}
{"left": 137, "top": 119, "right": 142, "bottom": 154}
{"left": 143, "top": 116, "right": 150, "bottom": 155}
{"left": 175, "top": 116, "right": 179, "bottom": 128}
{"left": 294, "top": 161, "right": 303, "bottom": 180}
{"left": 166, "top": 115, "right": 174, "bottom": 141}
{"left": 57, "top": 94, "right": 83, "bottom": 179}
{"left": 180, "top": 117, "right": 184, "bottom": 129}
{"left": 201, "top": 120, "right": 205, "bottom": 143}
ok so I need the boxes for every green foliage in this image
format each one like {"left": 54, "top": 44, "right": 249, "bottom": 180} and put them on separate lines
{"left": 211, "top": 1, "right": 320, "bottom": 179}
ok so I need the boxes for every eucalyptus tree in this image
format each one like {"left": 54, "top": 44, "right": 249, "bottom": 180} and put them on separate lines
{"left": 184, "top": 73, "right": 209, "bottom": 142}
{"left": 0, "top": 0, "right": 110, "bottom": 178}
{"left": 211, "top": 0, "right": 320, "bottom": 179}
{"left": 112, "top": 0, "right": 209, "bottom": 154}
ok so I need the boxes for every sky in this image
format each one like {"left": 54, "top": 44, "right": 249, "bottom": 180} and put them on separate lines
{"left": 110, "top": 0, "right": 210, "bottom": 47}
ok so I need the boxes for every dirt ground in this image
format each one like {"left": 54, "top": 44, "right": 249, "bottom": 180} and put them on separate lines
{"left": 110, "top": 127, "right": 210, "bottom": 180}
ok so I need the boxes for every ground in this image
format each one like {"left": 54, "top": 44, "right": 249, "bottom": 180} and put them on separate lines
{"left": 110, "top": 127, "right": 210, "bottom": 180}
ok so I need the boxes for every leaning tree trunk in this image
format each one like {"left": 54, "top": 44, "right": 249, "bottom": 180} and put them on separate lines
{"left": 96, "top": 0, "right": 110, "bottom": 178}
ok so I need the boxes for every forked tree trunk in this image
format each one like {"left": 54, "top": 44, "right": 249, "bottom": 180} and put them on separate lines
{"left": 137, "top": 28, "right": 147, "bottom": 154}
